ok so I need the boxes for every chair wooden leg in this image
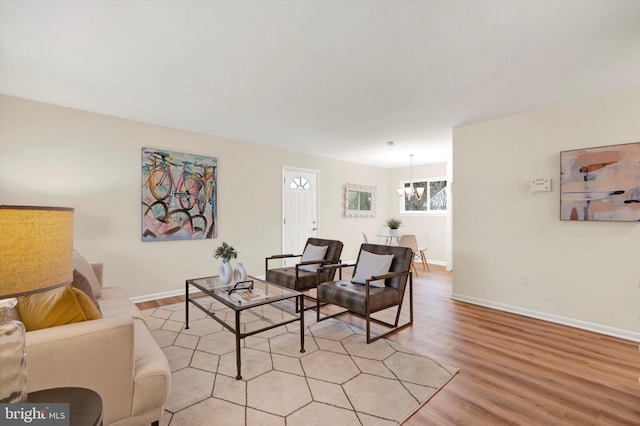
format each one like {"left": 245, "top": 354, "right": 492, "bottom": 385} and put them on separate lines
{"left": 411, "top": 259, "right": 418, "bottom": 276}
{"left": 419, "top": 250, "right": 430, "bottom": 271}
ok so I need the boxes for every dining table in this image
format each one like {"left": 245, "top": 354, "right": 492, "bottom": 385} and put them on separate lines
{"left": 376, "top": 231, "right": 400, "bottom": 245}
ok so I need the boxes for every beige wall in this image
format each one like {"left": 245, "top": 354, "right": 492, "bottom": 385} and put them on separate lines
{"left": 452, "top": 89, "right": 640, "bottom": 340}
{"left": 0, "top": 95, "right": 391, "bottom": 298}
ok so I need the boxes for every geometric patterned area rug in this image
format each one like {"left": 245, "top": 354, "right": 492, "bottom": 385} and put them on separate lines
{"left": 143, "top": 297, "right": 458, "bottom": 426}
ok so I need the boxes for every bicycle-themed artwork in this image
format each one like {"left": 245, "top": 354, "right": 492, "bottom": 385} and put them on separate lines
{"left": 141, "top": 148, "right": 217, "bottom": 241}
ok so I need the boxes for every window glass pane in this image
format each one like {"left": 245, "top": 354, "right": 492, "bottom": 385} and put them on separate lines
{"left": 348, "top": 190, "right": 359, "bottom": 210}
{"left": 290, "top": 176, "right": 311, "bottom": 190}
{"left": 429, "top": 181, "right": 447, "bottom": 210}
{"left": 359, "top": 191, "right": 371, "bottom": 210}
{"left": 403, "top": 181, "right": 428, "bottom": 211}
{"left": 400, "top": 178, "right": 448, "bottom": 214}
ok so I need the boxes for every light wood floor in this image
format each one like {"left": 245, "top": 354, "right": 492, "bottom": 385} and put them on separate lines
{"left": 137, "top": 266, "right": 640, "bottom": 425}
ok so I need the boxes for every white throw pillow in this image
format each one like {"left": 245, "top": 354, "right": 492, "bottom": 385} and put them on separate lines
{"left": 351, "top": 251, "right": 394, "bottom": 288}
{"left": 298, "top": 244, "right": 328, "bottom": 272}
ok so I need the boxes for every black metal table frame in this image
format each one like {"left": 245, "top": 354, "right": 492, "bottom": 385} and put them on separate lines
{"left": 185, "top": 276, "right": 305, "bottom": 380}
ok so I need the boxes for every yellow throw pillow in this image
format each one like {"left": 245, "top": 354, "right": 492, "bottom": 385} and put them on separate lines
{"left": 17, "top": 285, "right": 103, "bottom": 331}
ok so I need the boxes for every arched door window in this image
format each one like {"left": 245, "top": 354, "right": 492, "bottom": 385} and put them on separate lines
{"left": 290, "top": 176, "right": 311, "bottom": 190}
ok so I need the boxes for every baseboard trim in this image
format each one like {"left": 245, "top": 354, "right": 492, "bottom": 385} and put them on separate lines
{"left": 451, "top": 293, "right": 640, "bottom": 343}
{"left": 349, "top": 258, "right": 446, "bottom": 267}
{"left": 130, "top": 275, "right": 269, "bottom": 304}
{"left": 130, "top": 288, "right": 197, "bottom": 304}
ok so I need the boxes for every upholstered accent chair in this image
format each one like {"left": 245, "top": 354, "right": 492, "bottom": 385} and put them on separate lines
{"left": 265, "top": 238, "right": 344, "bottom": 308}
{"left": 316, "top": 243, "right": 413, "bottom": 343}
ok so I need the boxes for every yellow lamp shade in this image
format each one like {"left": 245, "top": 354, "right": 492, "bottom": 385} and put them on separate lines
{"left": 0, "top": 206, "right": 74, "bottom": 298}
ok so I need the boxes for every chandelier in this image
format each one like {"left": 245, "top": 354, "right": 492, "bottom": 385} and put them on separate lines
{"left": 397, "top": 154, "right": 424, "bottom": 200}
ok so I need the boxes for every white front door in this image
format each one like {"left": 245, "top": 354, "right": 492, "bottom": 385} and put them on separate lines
{"left": 283, "top": 167, "right": 318, "bottom": 266}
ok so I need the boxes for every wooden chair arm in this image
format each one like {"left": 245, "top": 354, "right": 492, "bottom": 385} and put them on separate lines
{"left": 265, "top": 253, "right": 301, "bottom": 275}
{"left": 317, "top": 262, "right": 353, "bottom": 281}
{"left": 367, "top": 269, "right": 411, "bottom": 283}
{"left": 295, "top": 259, "right": 333, "bottom": 268}
{"left": 318, "top": 262, "right": 353, "bottom": 272}
{"left": 266, "top": 253, "right": 299, "bottom": 260}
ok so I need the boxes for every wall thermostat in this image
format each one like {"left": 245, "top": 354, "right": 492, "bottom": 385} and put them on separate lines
{"left": 530, "top": 178, "right": 551, "bottom": 192}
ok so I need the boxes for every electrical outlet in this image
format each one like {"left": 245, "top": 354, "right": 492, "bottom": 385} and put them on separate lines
{"left": 521, "top": 274, "right": 532, "bottom": 287}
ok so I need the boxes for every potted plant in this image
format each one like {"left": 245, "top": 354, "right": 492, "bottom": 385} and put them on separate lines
{"left": 213, "top": 242, "right": 242, "bottom": 284}
{"left": 385, "top": 217, "right": 402, "bottom": 233}
{"left": 385, "top": 217, "right": 403, "bottom": 236}
{"left": 213, "top": 242, "right": 238, "bottom": 263}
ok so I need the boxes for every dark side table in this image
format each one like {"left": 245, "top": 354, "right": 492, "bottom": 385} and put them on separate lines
{"left": 28, "top": 387, "right": 103, "bottom": 426}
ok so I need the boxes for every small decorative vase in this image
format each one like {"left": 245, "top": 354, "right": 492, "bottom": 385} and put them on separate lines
{"left": 0, "top": 297, "right": 27, "bottom": 403}
{"left": 219, "top": 260, "right": 233, "bottom": 284}
{"left": 389, "top": 228, "right": 399, "bottom": 236}
{"left": 234, "top": 263, "right": 247, "bottom": 282}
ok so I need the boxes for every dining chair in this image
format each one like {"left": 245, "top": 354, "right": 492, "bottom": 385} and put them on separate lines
{"left": 397, "top": 234, "right": 419, "bottom": 276}
{"left": 416, "top": 232, "right": 431, "bottom": 271}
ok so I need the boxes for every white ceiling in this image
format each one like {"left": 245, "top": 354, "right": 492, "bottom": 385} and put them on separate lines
{"left": 1, "top": 1, "right": 639, "bottom": 168}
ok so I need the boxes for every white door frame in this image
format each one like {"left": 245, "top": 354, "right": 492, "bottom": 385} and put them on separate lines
{"left": 282, "top": 166, "right": 320, "bottom": 255}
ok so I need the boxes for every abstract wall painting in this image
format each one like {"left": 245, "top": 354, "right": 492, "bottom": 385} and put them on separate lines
{"left": 141, "top": 148, "right": 217, "bottom": 241}
{"left": 560, "top": 142, "right": 640, "bottom": 221}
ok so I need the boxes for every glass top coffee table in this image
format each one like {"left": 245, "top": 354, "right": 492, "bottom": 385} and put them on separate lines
{"left": 185, "top": 275, "right": 305, "bottom": 380}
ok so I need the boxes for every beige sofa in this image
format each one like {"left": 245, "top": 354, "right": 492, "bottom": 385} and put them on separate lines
{"left": 24, "top": 261, "right": 171, "bottom": 426}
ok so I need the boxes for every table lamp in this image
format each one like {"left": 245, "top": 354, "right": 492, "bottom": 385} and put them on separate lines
{"left": 0, "top": 205, "right": 74, "bottom": 403}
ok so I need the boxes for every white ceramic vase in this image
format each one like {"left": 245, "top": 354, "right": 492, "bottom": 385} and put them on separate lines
{"left": 219, "top": 260, "right": 233, "bottom": 284}
{"left": 0, "top": 298, "right": 27, "bottom": 403}
{"left": 234, "top": 263, "right": 247, "bottom": 282}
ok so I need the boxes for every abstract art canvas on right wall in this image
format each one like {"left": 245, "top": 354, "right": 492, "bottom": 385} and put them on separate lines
{"left": 560, "top": 142, "right": 640, "bottom": 221}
